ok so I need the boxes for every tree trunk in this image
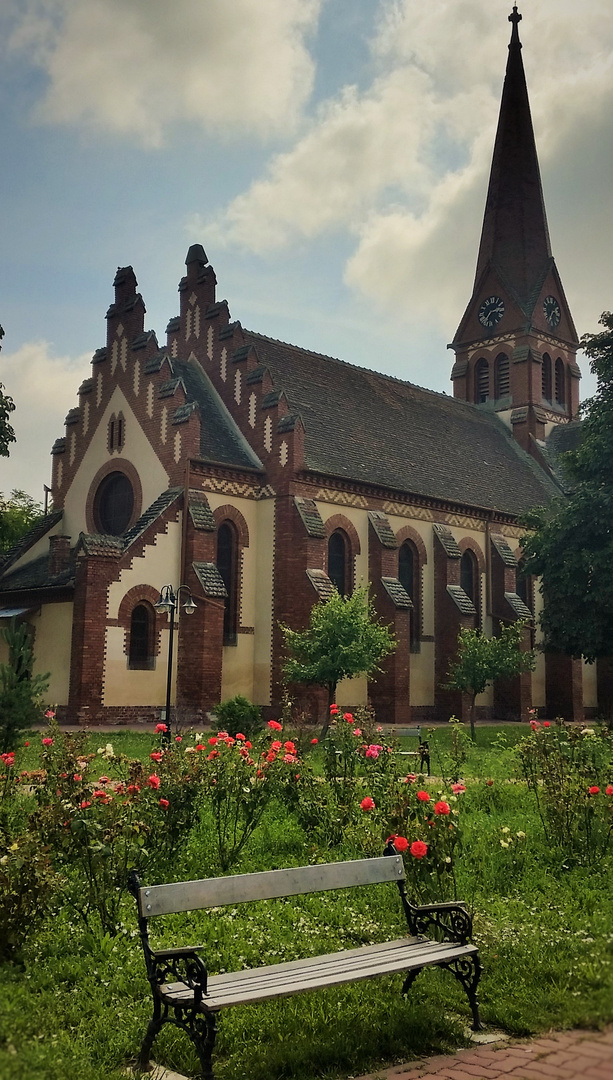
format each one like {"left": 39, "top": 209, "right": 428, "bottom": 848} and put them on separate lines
{"left": 470, "top": 693, "right": 477, "bottom": 743}
{"left": 319, "top": 682, "right": 337, "bottom": 740}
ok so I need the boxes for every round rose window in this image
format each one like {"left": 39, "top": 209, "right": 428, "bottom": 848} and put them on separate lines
{"left": 94, "top": 471, "right": 134, "bottom": 535}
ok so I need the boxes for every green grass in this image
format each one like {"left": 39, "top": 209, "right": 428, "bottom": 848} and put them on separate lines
{"left": 1, "top": 724, "right": 612, "bottom": 1080}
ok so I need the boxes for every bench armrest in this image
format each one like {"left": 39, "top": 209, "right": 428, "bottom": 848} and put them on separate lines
{"left": 149, "top": 947, "right": 209, "bottom": 1002}
{"left": 407, "top": 901, "right": 473, "bottom": 945}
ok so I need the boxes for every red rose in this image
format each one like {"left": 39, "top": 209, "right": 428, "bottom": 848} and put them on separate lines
{"left": 236, "top": 733, "right": 246, "bottom": 741}
{"left": 155, "top": 723, "right": 167, "bottom": 734}
{"left": 93, "top": 789, "right": 107, "bottom": 799}
{"left": 266, "top": 751, "right": 277, "bottom": 763}
{"left": 24, "top": 741, "right": 30, "bottom": 747}
{"left": 310, "top": 738, "right": 318, "bottom": 745}
{"left": 329, "top": 704, "right": 339, "bottom": 714}
{"left": 245, "top": 741, "right": 252, "bottom": 749}
{"left": 434, "top": 801, "right": 451, "bottom": 815}
{"left": 127, "top": 784, "right": 140, "bottom": 794}
{"left": 588, "top": 786, "right": 600, "bottom": 795}
{"left": 410, "top": 840, "right": 428, "bottom": 859}
{"left": 207, "top": 750, "right": 220, "bottom": 760}
{"left": 416, "top": 790, "right": 430, "bottom": 802}
{"left": 486, "top": 780, "right": 494, "bottom": 787}
{"left": 159, "top": 798, "right": 169, "bottom": 810}
{"left": 42, "top": 737, "right": 53, "bottom": 747}
{"left": 451, "top": 783, "right": 466, "bottom": 794}
{"left": 208, "top": 737, "right": 218, "bottom": 745}
{"left": 386, "top": 834, "right": 409, "bottom": 852}
{"left": 175, "top": 735, "right": 182, "bottom": 743}
{"left": 360, "top": 796, "right": 375, "bottom": 811}
{"left": 80, "top": 800, "right": 91, "bottom": 809}
{"left": 147, "top": 774, "right": 161, "bottom": 790}
{"left": 343, "top": 712, "right": 353, "bottom": 722}
{"left": 196, "top": 744, "right": 205, "bottom": 752}
{"left": 268, "top": 720, "right": 282, "bottom": 731}
{"left": 150, "top": 751, "right": 163, "bottom": 762}
{"left": 271, "top": 740, "right": 282, "bottom": 751}
{"left": 543, "top": 721, "right": 551, "bottom": 727}
{"left": 73, "top": 774, "right": 82, "bottom": 782}
{"left": 284, "top": 741, "right": 296, "bottom": 753}
{"left": 606, "top": 785, "right": 613, "bottom": 796}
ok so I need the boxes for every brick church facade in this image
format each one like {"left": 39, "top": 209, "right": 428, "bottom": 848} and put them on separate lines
{"left": 0, "top": 7, "right": 608, "bottom": 725}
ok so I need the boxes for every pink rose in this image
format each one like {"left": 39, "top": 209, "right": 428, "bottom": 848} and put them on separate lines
{"left": 155, "top": 723, "right": 167, "bottom": 734}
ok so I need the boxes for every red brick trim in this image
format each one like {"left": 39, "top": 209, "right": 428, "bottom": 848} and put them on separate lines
{"left": 117, "top": 584, "right": 165, "bottom": 658}
{"left": 457, "top": 536, "right": 486, "bottom": 575}
{"left": 395, "top": 524, "right": 428, "bottom": 565}
{"left": 85, "top": 459, "right": 143, "bottom": 535}
{"left": 323, "top": 513, "right": 361, "bottom": 555}
{"left": 212, "top": 504, "right": 250, "bottom": 547}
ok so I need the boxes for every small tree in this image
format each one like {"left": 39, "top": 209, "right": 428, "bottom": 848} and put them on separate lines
{"left": 446, "top": 621, "right": 535, "bottom": 741}
{"left": 0, "top": 490, "right": 44, "bottom": 554}
{"left": 280, "top": 588, "right": 394, "bottom": 737}
{"left": 0, "top": 620, "right": 49, "bottom": 751}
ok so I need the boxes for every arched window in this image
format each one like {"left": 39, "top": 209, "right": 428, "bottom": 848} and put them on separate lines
{"left": 328, "top": 530, "right": 348, "bottom": 596}
{"left": 542, "top": 353, "right": 552, "bottom": 401}
{"left": 494, "top": 353, "right": 510, "bottom": 399}
{"left": 475, "top": 358, "right": 489, "bottom": 403}
{"left": 129, "top": 603, "right": 154, "bottom": 669}
{"left": 460, "top": 549, "right": 479, "bottom": 619}
{"left": 555, "top": 358, "right": 565, "bottom": 405}
{"left": 398, "top": 540, "right": 420, "bottom": 650}
{"left": 217, "top": 522, "right": 238, "bottom": 644}
{"left": 94, "top": 471, "right": 134, "bottom": 535}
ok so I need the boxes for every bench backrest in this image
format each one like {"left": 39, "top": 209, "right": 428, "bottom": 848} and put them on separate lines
{"left": 135, "top": 854, "right": 406, "bottom": 919}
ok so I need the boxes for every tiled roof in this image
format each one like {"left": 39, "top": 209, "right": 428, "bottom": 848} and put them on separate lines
{"left": 294, "top": 497, "right": 326, "bottom": 539}
{"left": 446, "top": 585, "right": 476, "bottom": 615}
{"left": 0, "top": 552, "right": 74, "bottom": 593}
{"left": 242, "top": 331, "right": 561, "bottom": 517}
{"left": 381, "top": 577, "right": 413, "bottom": 608}
{"left": 79, "top": 534, "right": 125, "bottom": 557}
{"left": 368, "top": 511, "right": 398, "bottom": 549}
{"left": 306, "top": 569, "right": 335, "bottom": 601}
{"left": 491, "top": 533, "right": 517, "bottom": 567}
{"left": 123, "top": 488, "right": 183, "bottom": 548}
{"left": 173, "top": 359, "right": 263, "bottom": 470}
{"left": 505, "top": 592, "right": 532, "bottom": 619}
{"left": 0, "top": 509, "right": 64, "bottom": 575}
{"left": 193, "top": 562, "right": 227, "bottom": 598}
{"left": 433, "top": 524, "right": 462, "bottom": 559}
{"left": 189, "top": 494, "right": 216, "bottom": 532}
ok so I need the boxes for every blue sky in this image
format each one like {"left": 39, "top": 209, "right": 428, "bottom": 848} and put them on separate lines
{"left": 1, "top": 0, "right": 612, "bottom": 500}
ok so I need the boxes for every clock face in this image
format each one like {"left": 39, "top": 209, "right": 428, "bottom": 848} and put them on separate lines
{"left": 543, "top": 295, "right": 561, "bottom": 328}
{"left": 478, "top": 295, "right": 505, "bottom": 329}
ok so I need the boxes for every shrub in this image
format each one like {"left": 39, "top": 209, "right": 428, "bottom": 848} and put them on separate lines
{"left": 517, "top": 720, "right": 613, "bottom": 864}
{"left": 0, "top": 620, "right": 49, "bottom": 751}
{"left": 214, "top": 695, "right": 262, "bottom": 740}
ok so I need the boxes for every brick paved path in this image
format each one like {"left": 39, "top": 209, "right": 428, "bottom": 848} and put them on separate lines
{"left": 352, "top": 1028, "right": 613, "bottom": 1080}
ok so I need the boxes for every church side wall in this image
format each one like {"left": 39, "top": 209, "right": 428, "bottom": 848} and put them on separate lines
{"left": 30, "top": 602, "right": 73, "bottom": 706}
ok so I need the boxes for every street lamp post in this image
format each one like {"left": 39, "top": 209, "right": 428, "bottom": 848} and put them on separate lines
{"left": 154, "top": 584, "right": 197, "bottom": 741}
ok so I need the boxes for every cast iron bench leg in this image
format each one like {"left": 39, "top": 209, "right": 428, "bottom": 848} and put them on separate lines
{"left": 441, "top": 953, "right": 483, "bottom": 1030}
{"left": 173, "top": 1006, "right": 218, "bottom": 1080}
{"left": 138, "top": 996, "right": 166, "bottom": 1070}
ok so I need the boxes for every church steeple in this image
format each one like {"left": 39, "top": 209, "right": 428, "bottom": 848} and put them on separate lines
{"left": 450, "top": 6, "right": 581, "bottom": 454}
{"left": 474, "top": 5, "right": 552, "bottom": 306}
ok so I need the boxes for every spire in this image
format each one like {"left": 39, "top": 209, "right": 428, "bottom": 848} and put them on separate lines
{"left": 473, "top": 6, "right": 552, "bottom": 305}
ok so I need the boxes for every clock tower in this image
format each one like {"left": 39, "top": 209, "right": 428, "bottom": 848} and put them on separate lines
{"left": 450, "top": 6, "right": 581, "bottom": 454}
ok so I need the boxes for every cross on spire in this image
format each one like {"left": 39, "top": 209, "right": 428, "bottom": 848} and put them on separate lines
{"left": 509, "top": 5, "right": 522, "bottom": 42}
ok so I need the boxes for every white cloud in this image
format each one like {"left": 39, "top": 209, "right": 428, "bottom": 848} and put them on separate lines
{"left": 209, "top": 0, "right": 613, "bottom": 334}
{"left": 0, "top": 342, "right": 88, "bottom": 501}
{"left": 7, "top": 0, "right": 322, "bottom": 145}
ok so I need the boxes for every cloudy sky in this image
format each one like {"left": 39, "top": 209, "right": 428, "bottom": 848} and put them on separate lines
{"left": 0, "top": 0, "right": 611, "bottom": 501}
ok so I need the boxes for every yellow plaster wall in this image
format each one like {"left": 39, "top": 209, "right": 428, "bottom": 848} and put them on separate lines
{"left": 103, "top": 625, "right": 169, "bottom": 706}
{"left": 104, "top": 520, "right": 182, "bottom": 705}
{"left": 28, "top": 603, "right": 73, "bottom": 705}
{"left": 221, "top": 635, "right": 255, "bottom": 702}
{"left": 61, "top": 387, "right": 169, "bottom": 540}
{"left": 583, "top": 658, "right": 598, "bottom": 709}
{"left": 387, "top": 515, "right": 434, "bottom": 706}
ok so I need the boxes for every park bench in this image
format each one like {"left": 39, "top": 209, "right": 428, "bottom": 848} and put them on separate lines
{"left": 129, "top": 845, "right": 481, "bottom": 1079}
{"left": 335, "top": 726, "right": 431, "bottom": 775}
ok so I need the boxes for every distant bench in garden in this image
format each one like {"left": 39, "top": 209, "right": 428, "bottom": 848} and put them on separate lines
{"left": 129, "top": 846, "right": 481, "bottom": 1079}
{"left": 336, "top": 725, "right": 431, "bottom": 775}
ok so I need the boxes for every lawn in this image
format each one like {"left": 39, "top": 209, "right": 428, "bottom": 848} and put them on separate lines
{"left": 0, "top": 718, "right": 612, "bottom": 1080}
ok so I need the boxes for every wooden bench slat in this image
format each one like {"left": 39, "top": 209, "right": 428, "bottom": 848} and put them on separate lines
{"left": 159, "top": 937, "right": 478, "bottom": 1011}
{"left": 139, "top": 856, "right": 406, "bottom": 916}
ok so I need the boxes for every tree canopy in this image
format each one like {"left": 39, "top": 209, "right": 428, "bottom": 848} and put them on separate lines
{"left": 446, "top": 622, "right": 535, "bottom": 739}
{"left": 520, "top": 311, "right": 613, "bottom": 661}
{"left": 280, "top": 587, "right": 395, "bottom": 733}
{"left": 0, "top": 490, "right": 44, "bottom": 554}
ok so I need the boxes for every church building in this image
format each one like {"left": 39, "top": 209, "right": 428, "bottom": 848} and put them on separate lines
{"left": 0, "top": 7, "right": 606, "bottom": 726}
